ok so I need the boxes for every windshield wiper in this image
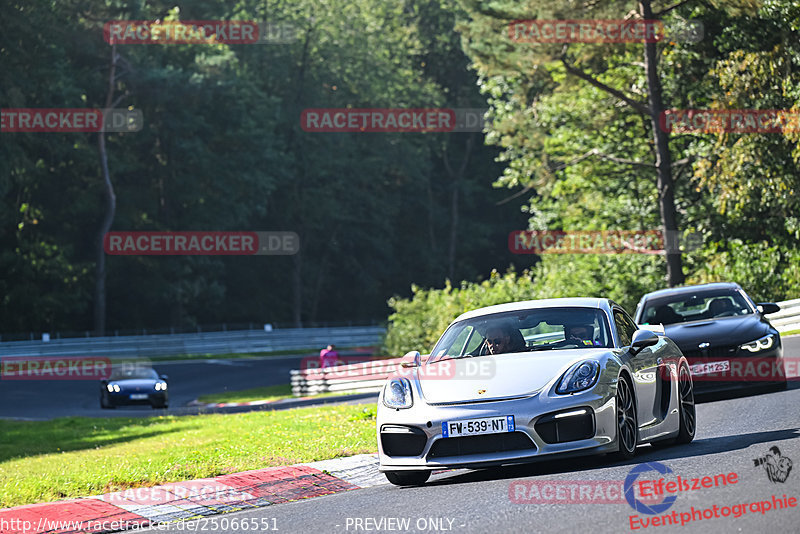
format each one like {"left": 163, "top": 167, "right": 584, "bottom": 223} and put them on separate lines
{"left": 435, "top": 353, "right": 480, "bottom": 363}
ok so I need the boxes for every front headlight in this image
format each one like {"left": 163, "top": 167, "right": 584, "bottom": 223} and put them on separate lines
{"left": 155, "top": 382, "right": 167, "bottom": 391}
{"left": 383, "top": 378, "right": 413, "bottom": 409}
{"left": 740, "top": 334, "right": 775, "bottom": 353}
{"left": 556, "top": 361, "right": 600, "bottom": 394}
{"left": 107, "top": 383, "right": 120, "bottom": 393}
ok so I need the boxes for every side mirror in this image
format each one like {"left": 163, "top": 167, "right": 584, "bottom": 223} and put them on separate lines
{"left": 159, "top": 374, "right": 169, "bottom": 381}
{"left": 400, "top": 351, "right": 421, "bottom": 368}
{"left": 630, "top": 329, "right": 659, "bottom": 355}
{"left": 757, "top": 302, "right": 780, "bottom": 315}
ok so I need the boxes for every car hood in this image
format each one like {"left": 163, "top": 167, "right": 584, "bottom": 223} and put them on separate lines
{"left": 662, "top": 315, "right": 770, "bottom": 351}
{"left": 417, "top": 349, "right": 612, "bottom": 404}
{"left": 109, "top": 379, "right": 156, "bottom": 390}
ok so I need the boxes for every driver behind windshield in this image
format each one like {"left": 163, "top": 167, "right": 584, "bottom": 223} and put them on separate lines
{"left": 482, "top": 323, "right": 527, "bottom": 355}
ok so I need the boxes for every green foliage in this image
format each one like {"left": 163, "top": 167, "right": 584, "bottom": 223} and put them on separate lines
{"left": 383, "top": 269, "right": 538, "bottom": 355}
{"left": 383, "top": 255, "right": 665, "bottom": 355}
{"left": 686, "top": 240, "right": 800, "bottom": 302}
{"left": 0, "top": 0, "right": 518, "bottom": 333}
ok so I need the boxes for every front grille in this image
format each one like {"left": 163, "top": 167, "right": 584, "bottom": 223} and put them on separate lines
{"left": 427, "top": 432, "right": 535, "bottom": 459}
{"left": 682, "top": 345, "right": 738, "bottom": 360}
{"left": 534, "top": 408, "right": 595, "bottom": 444}
{"left": 380, "top": 425, "right": 428, "bottom": 456}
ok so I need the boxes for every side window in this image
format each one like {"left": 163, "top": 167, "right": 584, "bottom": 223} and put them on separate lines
{"left": 614, "top": 309, "right": 637, "bottom": 347}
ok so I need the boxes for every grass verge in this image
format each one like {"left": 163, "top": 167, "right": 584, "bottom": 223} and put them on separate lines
{"left": 0, "top": 404, "right": 377, "bottom": 509}
{"left": 197, "top": 384, "right": 347, "bottom": 404}
{"left": 781, "top": 329, "right": 800, "bottom": 337}
{"left": 197, "top": 384, "right": 292, "bottom": 404}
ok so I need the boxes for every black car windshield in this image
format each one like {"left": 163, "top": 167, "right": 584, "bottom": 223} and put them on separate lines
{"left": 640, "top": 289, "right": 755, "bottom": 325}
{"left": 108, "top": 367, "right": 159, "bottom": 380}
{"left": 429, "top": 307, "right": 612, "bottom": 361}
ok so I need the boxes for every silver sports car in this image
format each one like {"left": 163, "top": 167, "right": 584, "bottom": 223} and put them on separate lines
{"left": 377, "top": 298, "right": 696, "bottom": 486}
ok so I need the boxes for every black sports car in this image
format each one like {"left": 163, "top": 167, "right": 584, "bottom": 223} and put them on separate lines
{"left": 634, "top": 282, "right": 786, "bottom": 394}
{"left": 100, "top": 367, "right": 169, "bottom": 409}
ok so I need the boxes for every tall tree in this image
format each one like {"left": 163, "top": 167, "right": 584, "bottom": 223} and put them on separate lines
{"left": 456, "top": 0, "right": 711, "bottom": 285}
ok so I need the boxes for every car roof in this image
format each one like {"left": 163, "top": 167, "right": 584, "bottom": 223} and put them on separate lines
{"left": 640, "top": 282, "right": 742, "bottom": 301}
{"left": 452, "top": 298, "right": 611, "bottom": 322}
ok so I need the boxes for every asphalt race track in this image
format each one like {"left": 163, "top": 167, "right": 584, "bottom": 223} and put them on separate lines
{"left": 2, "top": 339, "right": 798, "bottom": 533}
{"left": 139, "top": 336, "right": 800, "bottom": 534}
{"left": 0, "top": 354, "right": 309, "bottom": 420}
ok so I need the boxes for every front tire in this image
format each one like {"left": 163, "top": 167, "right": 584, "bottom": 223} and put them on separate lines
{"left": 100, "top": 393, "right": 114, "bottom": 409}
{"left": 384, "top": 471, "right": 430, "bottom": 486}
{"left": 675, "top": 364, "right": 696, "bottom": 444}
{"left": 613, "top": 375, "right": 638, "bottom": 460}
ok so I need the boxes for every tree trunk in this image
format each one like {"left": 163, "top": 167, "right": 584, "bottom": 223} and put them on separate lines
{"left": 287, "top": 25, "right": 313, "bottom": 327}
{"left": 444, "top": 135, "right": 474, "bottom": 281}
{"left": 641, "top": 0, "right": 684, "bottom": 286}
{"left": 292, "top": 251, "right": 303, "bottom": 327}
{"left": 94, "top": 44, "right": 118, "bottom": 335}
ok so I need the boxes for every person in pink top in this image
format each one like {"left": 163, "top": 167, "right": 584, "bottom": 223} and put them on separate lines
{"left": 319, "top": 344, "right": 340, "bottom": 368}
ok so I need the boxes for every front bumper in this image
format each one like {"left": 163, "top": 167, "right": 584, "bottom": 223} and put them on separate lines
{"left": 683, "top": 345, "right": 785, "bottom": 394}
{"left": 377, "top": 385, "right": 618, "bottom": 471}
{"left": 107, "top": 391, "right": 168, "bottom": 406}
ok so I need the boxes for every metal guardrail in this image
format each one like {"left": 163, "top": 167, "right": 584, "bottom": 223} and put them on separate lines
{"left": 0, "top": 326, "right": 385, "bottom": 359}
{"left": 767, "top": 298, "right": 800, "bottom": 333}
{"left": 291, "top": 356, "right": 407, "bottom": 396}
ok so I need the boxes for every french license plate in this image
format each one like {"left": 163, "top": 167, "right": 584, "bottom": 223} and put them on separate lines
{"left": 690, "top": 360, "right": 730, "bottom": 376}
{"left": 441, "top": 415, "right": 515, "bottom": 438}
{"left": 130, "top": 393, "right": 148, "bottom": 400}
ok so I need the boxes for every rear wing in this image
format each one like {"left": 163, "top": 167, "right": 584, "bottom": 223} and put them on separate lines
{"left": 637, "top": 323, "right": 665, "bottom": 335}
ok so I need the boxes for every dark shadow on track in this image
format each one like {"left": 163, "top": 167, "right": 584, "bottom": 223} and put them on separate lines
{"left": 694, "top": 379, "right": 798, "bottom": 404}
{"left": 424, "top": 427, "right": 800, "bottom": 487}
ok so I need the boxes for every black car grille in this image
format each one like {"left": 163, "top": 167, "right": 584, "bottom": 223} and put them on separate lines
{"left": 682, "top": 345, "right": 738, "bottom": 360}
{"left": 427, "top": 432, "right": 535, "bottom": 459}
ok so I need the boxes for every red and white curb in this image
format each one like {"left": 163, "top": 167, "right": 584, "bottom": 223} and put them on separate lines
{"left": 0, "top": 455, "right": 383, "bottom": 534}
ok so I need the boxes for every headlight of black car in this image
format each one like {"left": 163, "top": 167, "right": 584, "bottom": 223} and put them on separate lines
{"left": 556, "top": 361, "right": 600, "bottom": 394}
{"left": 383, "top": 378, "right": 413, "bottom": 409}
{"left": 739, "top": 334, "right": 776, "bottom": 353}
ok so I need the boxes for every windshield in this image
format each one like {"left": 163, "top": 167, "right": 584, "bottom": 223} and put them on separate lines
{"left": 108, "top": 367, "right": 159, "bottom": 381}
{"left": 429, "top": 307, "right": 612, "bottom": 361}
{"left": 640, "top": 289, "right": 755, "bottom": 325}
